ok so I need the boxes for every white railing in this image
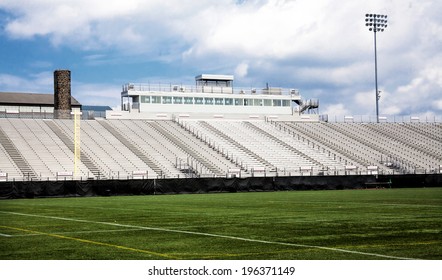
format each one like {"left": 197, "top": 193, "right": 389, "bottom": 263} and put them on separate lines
{"left": 2, "top": 165, "right": 441, "bottom": 182}
{"left": 0, "top": 109, "right": 107, "bottom": 120}
{"left": 321, "top": 114, "right": 442, "bottom": 123}
{"left": 122, "top": 83, "right": 300, "bottom": 97}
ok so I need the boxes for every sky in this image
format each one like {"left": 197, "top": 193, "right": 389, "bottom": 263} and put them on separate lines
{"left": 0, "top": 0, "right": 441, "bottom": 117}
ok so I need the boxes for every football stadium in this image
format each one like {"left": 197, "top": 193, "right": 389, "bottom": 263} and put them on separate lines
{"left": 0, "top": 70, "right": 441, "bottom": 260}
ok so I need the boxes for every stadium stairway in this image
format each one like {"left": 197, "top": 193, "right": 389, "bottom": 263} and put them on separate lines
{"left": 243, "top": 121, "right": 324, "bottom": 168}
{"left": 22, "top": 119, "right": 82, "bottom": 178}
{"left": 368, "top": 124, "right": 441, "bottom": 161}
{"left": 198, "top": 121, "right": 275, "bottom": 170}
{"left": 279, "top": 122, "right": 370, "bottom": 170}
{"left": 0, "top": 124, "right": 37, "bottom": 180}
{"left": 1, "top": 118, "right": 441, "bottom": 182}
{"left": 3, "top": 119, "right": 56, "bottom": 178}
{"left": 404, "top": 123, "right": 442, "bottom": 142}
{"left": 0, "top": 137, "right": 22, "bottom": 179}
{"left": 45, "top": 120, "right": 101, "bottom": 178}
{"left": 105, "top": 120, "right": 187, "bottom": 178}
{"left": 177, "top": 120, "right": 259, "bottom": 172}
{"left": 149, "top": 121, "right": 227, "bottom": 177}
{"left": 323, "top": 123, "right": 394, "bottom": 171}
{"left": 180, "top": 120, "right": 350, "bottom": 175}
{"left": 97, "top": 120, "right": 164, "bottom": 177}
{"left": 362, "top": 124, "right": 440, "bottom": 171}
{"left": 248, "top": 121, "right": 346, "bottom": 171}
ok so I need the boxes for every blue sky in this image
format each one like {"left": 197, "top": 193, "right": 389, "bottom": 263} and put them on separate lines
{"left": 0, "top": 0, "right": 441, "bottom": 117}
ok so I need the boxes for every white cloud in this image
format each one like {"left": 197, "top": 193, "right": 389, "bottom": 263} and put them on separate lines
{"left": 1, "top": 0, "right": 441, "bottom": 116}
{"left": 0, "top": 0, "right": 373, "bottom": 57}
{"left": 321, "top": 103, "right": 351, "bottom": 117}
{"left": 433, "top": 100, "right": 442, "bottom": 110}
{"left": 235, "top": 62, "right": 249, "bottom": 78}
{"left": 380, "top": 59, "right": 442, "bottom": 115}
{"left": 0, "top": 71, "right": 52, "bottom": 93}
{"left": 73, "top": 83, "right": 121, "bottom": 107}
{"left": 0, "top": 72, "right": 120, "bottom": 107}
{"left": 2, "top": 0, "right": 140, "bottom": 38}
{"left": 382, "top": 104, "right": 402, "bottom": 116}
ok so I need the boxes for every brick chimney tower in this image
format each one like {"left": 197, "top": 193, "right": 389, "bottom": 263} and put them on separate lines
{"left": 54, "top": 69, "right": 71, "bottom": 119}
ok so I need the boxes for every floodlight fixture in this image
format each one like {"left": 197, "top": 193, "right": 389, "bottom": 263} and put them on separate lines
{"left": 365, "top": 13, "right": 388, "bottom": 123}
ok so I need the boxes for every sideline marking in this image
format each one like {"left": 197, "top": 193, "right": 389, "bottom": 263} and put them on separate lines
{"left": 0, "top": 232, "right": 12, "bottom": 237}
{"left": 0, "top": 225, "right": 176, "bottom": 259}
{"left": 0, "top": 210, "right": 416, "bottom": 260}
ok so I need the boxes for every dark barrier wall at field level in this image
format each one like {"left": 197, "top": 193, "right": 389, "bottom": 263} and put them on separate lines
{"left": 0, "top": 174, "right": 441, "bottom": 199}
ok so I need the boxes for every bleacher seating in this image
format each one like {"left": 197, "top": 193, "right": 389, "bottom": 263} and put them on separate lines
{"left": 0, "top": 118, "right": 440, "bottom": 181}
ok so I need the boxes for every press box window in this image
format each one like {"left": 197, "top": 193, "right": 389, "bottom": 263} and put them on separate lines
{"left": 162, "top": 96, "right": 172, "bottom": 104}
{"left": 141, "top": 96, "right": 150, "bottom": 103}
{"left": 215, "top": 98, "right": 224, "bottom": 105}
{"left": 244, "top": 99, "right": 253, "bottom": 106}
{"left": 225, "top": 98, "right": 233, "bottom": 105}
{"left": 173, "top": 97, "right": 183, "bottom": 104}
{"left": 205, "top": 98, "right": 214, "bottom": 105}
{"left": 195, "top": 97, "right": 203, "bottom": 105}
{"left": 264, "top": 99, "right": 272, "bottom": 106}
{"left": 282, "top": 100, "right": 291, "bottom": 107}
{"left": 184, "top": 97, "right": 193, "bottom": 104}
{"left": 273, "top": 100, "right": 282, "bottom": 106}
{"left": 253, "top": 99, "right": 262, "bottom": 106}
{"left": 235, "top": 99, "right": 243, "bottom": 106}
{"left": 152, "top": 96, "right": 161, "bottom": 104}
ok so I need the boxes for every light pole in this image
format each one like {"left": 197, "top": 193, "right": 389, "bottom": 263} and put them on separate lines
{"left": 365, "top": 13, "right": 388, "bottom": 123}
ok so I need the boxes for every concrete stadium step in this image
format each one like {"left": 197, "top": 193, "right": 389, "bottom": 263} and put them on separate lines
{"left": 0, "top": 126, "right": 38, "bottom": 180}
{"left": 2, "top": 117, "right": 441, "bottom": 181}
{"left": 361, "top": 124, "right": 426, "bottom": 170}
{"left": 284, "top": 122, "right": 368, "bottom": 168}
{"left": 368, "top": 124, "right": 441, "bottom": 161}
{"left": 326, "top": 123, "right": 388, "bottom": 167}
{"left": 97, "top": 120, "right": 163, "bottom": 176}
{"left": 199, "top": 121, "right": 275, "bottom": 170}
{"left": 150, "top": 121, "right": 225, "bottom": 176}
{"left": 243, "top": 121, "right": 323, "bottom": 168}
{"left": 405, "top": 124, "right": 442, "bottom": 142}
{"left": 45, "top": 120, "right": 101, "bottom": 178}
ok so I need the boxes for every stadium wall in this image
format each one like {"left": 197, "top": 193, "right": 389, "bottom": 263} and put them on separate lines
{"left": 1, "top": 174, "right": 441, "bottom": 199}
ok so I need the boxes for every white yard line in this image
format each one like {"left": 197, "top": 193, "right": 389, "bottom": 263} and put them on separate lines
{"left": 0, "top": 210, "right": 416, "bottom": 260}
{"left": 0, "top": 233, "right": 12, "bottom": 237}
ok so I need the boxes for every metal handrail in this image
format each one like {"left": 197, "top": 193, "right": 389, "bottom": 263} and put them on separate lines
{"left": 122, "top": 83, "right": 300, "bottom": 97}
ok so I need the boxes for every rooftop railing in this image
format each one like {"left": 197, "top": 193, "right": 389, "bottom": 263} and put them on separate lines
{"left": 322, "top": 114, "right": 442, "bottom": 123}
{"left": 0, "top": 109, "right": 106, "bottom": 120}
{"left": 122, "top": 83, "right": 300, "bottom": 97}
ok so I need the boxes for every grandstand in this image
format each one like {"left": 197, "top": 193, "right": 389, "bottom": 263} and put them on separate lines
{"left": 0, "top": 72, "right": 441, "bottom": 187}
{"left": 0, "top": 118, "right": 441, "bottom": 182}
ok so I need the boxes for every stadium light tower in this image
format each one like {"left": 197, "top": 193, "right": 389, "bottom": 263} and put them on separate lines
{"left": 365, "top": 13, "right": 388, "bottom": 123}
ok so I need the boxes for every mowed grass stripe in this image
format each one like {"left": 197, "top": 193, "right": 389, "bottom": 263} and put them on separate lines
{"left": 0, "top": 225, "right": 177, "bottom": 259}
{"left": 0, "top": 210, "right": 415, "bottom": 260}
{"left": 7, "top": 228, "right": 150, "bottom": 237}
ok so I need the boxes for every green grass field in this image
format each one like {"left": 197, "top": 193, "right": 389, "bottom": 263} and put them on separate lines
{"left": 0, "top": 188, "right": 441, "bottom": 260}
